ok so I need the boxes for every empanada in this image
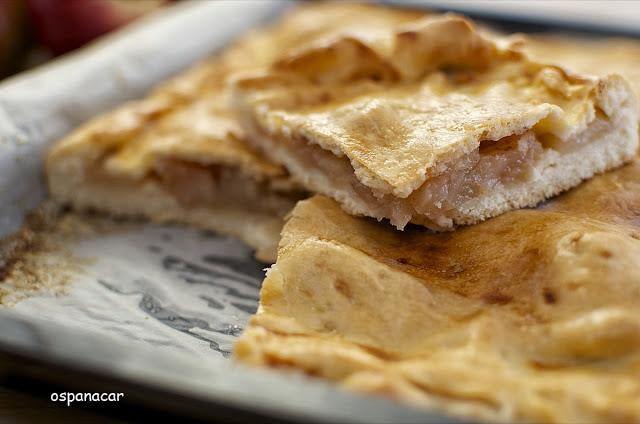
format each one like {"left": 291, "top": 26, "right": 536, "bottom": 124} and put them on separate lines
{"left": 232, "top": 15, "right": 638, "bottom": 230}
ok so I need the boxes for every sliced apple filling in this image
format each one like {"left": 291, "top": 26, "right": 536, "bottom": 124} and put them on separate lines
{"left": 152, "top": 159, "right": 299, "bottom": 216}
{"left": 407, "top": 132, "right": 542, "bottom": 228}
{"left": 259, "top": 130, "right": 544, "bottom": 229}
{"left": 249, "top": 103, "right": 620, "bottom": 230}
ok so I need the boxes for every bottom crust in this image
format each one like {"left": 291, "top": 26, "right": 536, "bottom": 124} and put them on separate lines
{"left": 455, "top": 119, "right": 638, "bottom": 225}
{"left": 235, "top": 177, "right": 640, "bottom": 423}
{"left": 47, "top": 174, "right": 287, "bottom": 263}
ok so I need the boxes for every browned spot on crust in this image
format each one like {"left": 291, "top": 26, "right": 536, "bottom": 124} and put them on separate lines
{"left": 543, "top": 288, "right": 557, "bottom": 304}
{"left": 319, "top": 92, "right": 332, "bottom": 103}
{"left": 323, "top": 321, "right": 336, "bottom": 331}
{"left": 358, "top": 344, "right": 400, "bottom": 361}
{"left": 355, "top": 42, "right": 369, "bottom": 54}
{"left": 569, "top": 232, "right": 583, "bottom": 244}
{"left": 376, "top": 270, "right": 388, "bottom": 280}
{"left": 370, "top": 72, "right": 384, "bottom": 82}
{"left": 398, "top": 30, "right": 418, "bottom": 41}
{"left": 333, "top": 278, "right": 353, "bottom": 301}
{"left": 599, "top": 250, "right": 613, "bottom": 259}
{"left": 299, "top": 286, "right": 313, "bottom": 298}
{"left": 484, "top": 292, "right": 513, "bottom": 305}
{"left": 314, "top": 257, "right": 328, "bottom": 269}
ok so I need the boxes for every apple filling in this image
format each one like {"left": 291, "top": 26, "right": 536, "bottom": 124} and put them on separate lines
{"left": 152, "top": 159, "right": 301, "bottom": 217}
{"left": 407, "top": 132, "right": 543, "bottom": 227}
{"left": 276, "top": 129, "right": 546, "bottom": 229}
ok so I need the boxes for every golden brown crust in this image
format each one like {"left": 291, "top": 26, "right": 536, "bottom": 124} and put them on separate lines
{"left": 235, "top": 156, "right": 640, "bottom": 422}
{"left": 46, "top": 54, "right": 282, "bottom": 184}
{"left": 514, "top": 34, "right": 640, "bottom": 114}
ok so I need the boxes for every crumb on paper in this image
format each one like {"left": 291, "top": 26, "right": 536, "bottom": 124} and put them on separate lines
{"left": 0, "top": 202, "right": 141, "bottom": 306}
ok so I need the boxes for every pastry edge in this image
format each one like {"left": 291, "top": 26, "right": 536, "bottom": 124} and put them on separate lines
{"left": 454, "top": 118, "right": 638, "bottom": 226}
{"left": 46, "top": 162, "right": 283, "bottom": 263}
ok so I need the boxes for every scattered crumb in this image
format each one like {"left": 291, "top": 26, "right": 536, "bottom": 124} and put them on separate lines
{"left": 0, "top": 201, "right": 141, "bottom": 305}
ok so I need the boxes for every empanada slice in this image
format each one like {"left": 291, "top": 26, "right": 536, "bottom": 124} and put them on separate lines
{"left": 235, "top": 157, "right": 640, "bottom": 422}
{"left": 46, "top": 60, "right": 301, "bottom": 262}
{"left": 46, "top": 3, "right": 426, "bottom": 261}
{"left": 232, "top": 14, "right": 639, "bottom": 230}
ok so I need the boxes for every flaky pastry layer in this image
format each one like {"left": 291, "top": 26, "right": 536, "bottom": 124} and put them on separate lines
{"left": 516, "top": 35, "right": 640, "bottom": 118}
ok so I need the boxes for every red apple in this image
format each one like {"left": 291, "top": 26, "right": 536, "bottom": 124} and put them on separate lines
{"left": 27, "top": 0, "right": 168, "bottom": 56}
{"left": 0, "top": 0, "right": 28, "bottom": 77}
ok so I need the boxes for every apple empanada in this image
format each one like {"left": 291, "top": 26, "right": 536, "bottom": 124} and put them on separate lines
{"left": 232, "top": 14, "right": 638, "bottom": 230}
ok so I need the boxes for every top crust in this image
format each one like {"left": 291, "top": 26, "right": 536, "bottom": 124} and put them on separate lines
{"left": 515, "top": 34, "right": 640, "bottom": 116}
{"left": 47, "top": 2, "right": 429, "bottom": 186}
{"left": 232, "top": 14, "right": 638, "bottom": 198}
{"left": 45, "top": 52, "right": 283, "bottom": 186}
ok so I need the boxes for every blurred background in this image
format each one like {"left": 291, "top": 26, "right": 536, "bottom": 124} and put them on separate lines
{"left": 1, "top": 0, "right": 639, "bottom": 80}
{"left": 0, "top": 0, "right": 172, "bottom": 79}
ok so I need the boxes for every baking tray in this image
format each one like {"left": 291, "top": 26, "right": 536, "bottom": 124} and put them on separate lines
{"left": 0, "top": 1, "right": 637, "bottom": 422}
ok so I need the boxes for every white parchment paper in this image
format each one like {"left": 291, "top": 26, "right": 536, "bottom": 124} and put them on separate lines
{"left": 0, "top": 0, "right": 287, "bottom": 361}
{"left": 11, "top": 223, "right": 264, "bottom": 360}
